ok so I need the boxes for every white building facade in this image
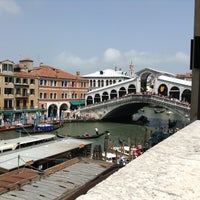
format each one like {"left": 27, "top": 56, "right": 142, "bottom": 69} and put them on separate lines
{"left": 82, "top": 64, "right": 134, "bottom": 91}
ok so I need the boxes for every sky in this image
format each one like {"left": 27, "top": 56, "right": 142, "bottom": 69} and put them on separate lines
{"left": 0, "top": 0, "right": 195, "bottom": 75}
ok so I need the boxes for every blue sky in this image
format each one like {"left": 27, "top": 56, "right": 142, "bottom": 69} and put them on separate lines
{"left": 0, "top": 0, "right": 194, "bottom": 75}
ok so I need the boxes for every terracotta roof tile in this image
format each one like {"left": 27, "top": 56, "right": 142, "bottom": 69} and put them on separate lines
{"left": 30, "top": 65, "right": 86, "bottom": 80}
{"left": 14, "top": 71, "right": 35, "bottom": 77}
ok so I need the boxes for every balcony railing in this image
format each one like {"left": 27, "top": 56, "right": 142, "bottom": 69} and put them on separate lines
{"left": 3, "top": 107, "right": 14, "bottom": 110}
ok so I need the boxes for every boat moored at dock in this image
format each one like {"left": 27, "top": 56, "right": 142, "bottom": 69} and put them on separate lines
{"left": 16, "top": 123, "right": 60, "bottom": 134}
{"left": 0, "top": 124, "right": 33, "bottom": 132}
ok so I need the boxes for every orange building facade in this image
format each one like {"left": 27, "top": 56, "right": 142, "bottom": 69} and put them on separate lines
{"left": 0, "top": 58, "right": 88, "bottom": 124}
{"left": 30, "top": 64, "right": 88, "bottom": 120}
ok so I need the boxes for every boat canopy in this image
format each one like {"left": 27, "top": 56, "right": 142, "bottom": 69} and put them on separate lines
{"left": 37, "top": 124, "right": 54, "bottom": 130}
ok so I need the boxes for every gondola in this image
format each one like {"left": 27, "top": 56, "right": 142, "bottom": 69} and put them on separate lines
{"left": 70, "top": 132, "right": 105, "bottom": 139}
{"left": 16, "top": 124, "right": 60, "bottom": 134}
{"left": 58, "top": 130, "right": 109, "bottom": 139}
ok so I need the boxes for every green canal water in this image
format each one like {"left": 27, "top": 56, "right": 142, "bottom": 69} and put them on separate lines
{"left": 0, "top": 106, "right": 189, "bottom": 149}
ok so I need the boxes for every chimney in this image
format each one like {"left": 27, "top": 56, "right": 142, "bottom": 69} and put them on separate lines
{"left": 76, "top": 71, "right": 80, "bottom": 77}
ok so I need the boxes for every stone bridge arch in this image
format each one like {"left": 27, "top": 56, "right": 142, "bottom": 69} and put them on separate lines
{"left": 110, "top": 89, "right": 117, "bottom": 99}
{"left": 119, "top": 87, "right": 126, "bottom": 97}
{"left": 128, "top": 84, "right": 136, "bottom": 94}
{"left": 80, "top": 94, "right": 190, "bottom": 121}
{"left": 86, "top": 96, "right": 93, "bottom": 105}
{"left": 94, "top": 94, "right": 101, "bottom": 103}
{"left": 158, "top": 84, "right": 168, "bottom": 96}
{"left": 182, "top": 89, "right": 191, "bottom": 103}
{"left": 102, "top": 91, "right": 109, "bottom": 101}
{"left": 140, "top": 72, "right": 156, "bottom": 92}
{"left": 169, "top": 86, "right": 180, "bottom": 99}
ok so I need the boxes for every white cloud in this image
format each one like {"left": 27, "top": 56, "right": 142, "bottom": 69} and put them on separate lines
{"left": 0, "top": 0, "right": 21, "bottom": 15}
{"left": 53, "top": 52, "right": 99, "bottom": 74}
{"left": 123, "top": 49, "right": 190, "bottom": 72}
{"left": 53, "top": 48, "right": 190, "bottom": 75}
{"left": 103, "top": 48, "right": 121, "bottom": 62}
{"left": 174, "top": 52, "right": 189, "bottom": 62}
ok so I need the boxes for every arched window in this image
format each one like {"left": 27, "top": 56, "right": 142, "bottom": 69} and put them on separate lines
{"left": 98, "top": 80, "right": 101, "bottom": 87}
{"left": 119, "top": 87, "right": 126, "bottom": 97}
{"left": 102, "top": 92, "right": 109, "bottom": 101}
{"left": 94, "top": 94, "right": 101, "bottom": 103}
{"left": 93, "top": 80, "right": 96, "bottom": 87}
{"left": 110, "top": 89, "right": 117, "bottom": 99}
{"left": 101, "top": 80, "right": 104, "bottom": 87}
{"left": 86, "top": 96, "right": 93, "bottom": 105}
{"left": 89, "top": 80, "right": 92, "bottom": 87}
{"left": 128, "top": 84, "right": 136, "bottom": 94}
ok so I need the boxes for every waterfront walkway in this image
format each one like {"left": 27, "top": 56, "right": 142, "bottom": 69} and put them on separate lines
{"left": 77, "top": 120, "right": 200, "bottom": 200}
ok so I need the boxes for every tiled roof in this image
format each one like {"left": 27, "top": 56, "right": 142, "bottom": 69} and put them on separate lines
{"left": 30, "top": 65, "right": 86, "bottom": 80}
{"left": 14, "top": 71, "right": 35, "bottom": 77}
{"left": 176, "top": 72, "right": 192, "bottom": 78}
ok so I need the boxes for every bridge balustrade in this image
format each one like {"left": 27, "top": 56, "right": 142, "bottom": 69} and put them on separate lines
{"left": 85, "top": 94, "right": 189, "bottom": 108}
{"left": 80, "top": 93, "right": 190, "bottom": 117}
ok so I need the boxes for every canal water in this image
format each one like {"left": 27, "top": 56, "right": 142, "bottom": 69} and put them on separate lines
{"left": 0, "top": 106, "right": 190, "bottom": 150}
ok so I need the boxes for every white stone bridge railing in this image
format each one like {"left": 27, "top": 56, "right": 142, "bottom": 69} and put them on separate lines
{"left": 79, "top": 94, "right": 190, "bottom": 120}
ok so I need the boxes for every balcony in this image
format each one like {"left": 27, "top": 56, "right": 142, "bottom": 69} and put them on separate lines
{"left": 15, "top": 93, "right": 29, "bottom": 98}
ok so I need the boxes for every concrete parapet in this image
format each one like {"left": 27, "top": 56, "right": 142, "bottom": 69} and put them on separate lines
{"left": 77, "top": 120, "right": 200, "bottom": 200}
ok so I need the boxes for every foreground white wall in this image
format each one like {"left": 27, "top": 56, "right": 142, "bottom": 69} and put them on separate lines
{"left": 77, "top": 120, "right": 200, "bottom": 200}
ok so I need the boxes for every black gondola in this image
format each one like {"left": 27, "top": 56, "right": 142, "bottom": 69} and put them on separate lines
{"left": 69, "top": 132, "right": 105, "bottom": 139}
{"left": 58, "top": 130, "right": 109, "bottom": 139}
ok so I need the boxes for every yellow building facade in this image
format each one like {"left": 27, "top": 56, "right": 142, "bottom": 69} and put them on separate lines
{"left": 0, "top": 58, "right": 89, "bottom": 125}
{"left": 0, "top": 59, "right": 39, "bottom": 124}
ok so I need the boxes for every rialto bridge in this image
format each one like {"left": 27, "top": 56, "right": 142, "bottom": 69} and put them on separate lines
{"left": 77, "top": 68, "right": 191, "bottom": 120}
